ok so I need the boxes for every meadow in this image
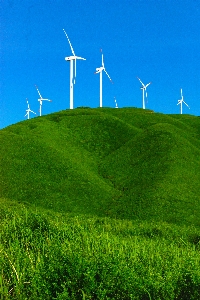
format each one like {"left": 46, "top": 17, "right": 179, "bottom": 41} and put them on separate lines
{"left": 1, "top": 107, "right": 200, "bottom": 299}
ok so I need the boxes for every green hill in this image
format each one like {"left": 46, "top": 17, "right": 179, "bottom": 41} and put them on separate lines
{"left": 1, "top": 107, "right": 200, "bottom": 299}
{"left": 1, "top": 108, "right": 200, "bottom": 225}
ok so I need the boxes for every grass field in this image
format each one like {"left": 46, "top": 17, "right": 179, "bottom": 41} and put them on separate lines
{"left": 1, "top": 107, "right": 200, "bottom": 299}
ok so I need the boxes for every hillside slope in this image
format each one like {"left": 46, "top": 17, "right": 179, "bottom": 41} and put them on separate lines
{"left": 1, "top": 108, "right": 200, "bottom": 225}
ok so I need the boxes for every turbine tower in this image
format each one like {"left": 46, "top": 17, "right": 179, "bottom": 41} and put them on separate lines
{"left": 35, "top": 85, "right": 52, "bottom": 116}
{"left": 95, "top": 49, "right": 113, "bottom": 108}
{"left": 177, "top": 88, "right": 190, "bottom": 114}
{"left": 63, "top": 29, "right": 86, "bottom": 109}
{"left": 114, "top": 96, "right": 118, "bottom": 108}
{"left": 24, "top": 98, "right": 36, "bottom": 119}
{"left": 137, "top": 77, "right": 151, "bottom": 109}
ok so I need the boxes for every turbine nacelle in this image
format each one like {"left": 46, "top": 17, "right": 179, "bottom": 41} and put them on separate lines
{"left": 140, "top": 83, "right": 151, "bottom": 90}
{"left": 94, "top": 66, "right": 104, "bottom": 74}
{"left": 65, "top": 56, "right": 86, "bottom": 61}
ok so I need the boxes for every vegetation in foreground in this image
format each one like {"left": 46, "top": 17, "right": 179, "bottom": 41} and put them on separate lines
{"left": 1, "top": 199, "right": 200, "bottom": 299}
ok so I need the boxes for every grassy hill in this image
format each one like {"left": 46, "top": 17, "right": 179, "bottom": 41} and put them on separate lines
{"left": 1, "top": 107, "right": 200, "bottom": 299}
{"left": 1, "top": 107, "right": 200, "bottom": 225}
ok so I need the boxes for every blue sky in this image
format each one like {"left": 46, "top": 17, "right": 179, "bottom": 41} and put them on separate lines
{"left": 1, "top": 0, "right": 200, "bottom": 129}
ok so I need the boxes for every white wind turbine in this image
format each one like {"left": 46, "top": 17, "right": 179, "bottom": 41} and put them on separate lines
{"left": 177, "top": 88, "right": 190, "bottom": 114}
{"left": 137, "top": 77, "right": 151, "bottom": 109}
{"left": 35, "top": 85, "right": 52, "bottom": 116}
{"left": 114, "top": 97, "right": 118, "bottom": 108}
{"left": 24, "top": 98, "right": 36, "bottom": 119}
{"left": 63, "top": 29, "right": 86, "bottom": 110}
{"left": 95, "top": 49, "right": 113, "bottom": 108}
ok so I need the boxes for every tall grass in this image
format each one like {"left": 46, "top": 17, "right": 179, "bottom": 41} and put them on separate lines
{"left": 1, "top": 201, "right": 200, "bottom": 299}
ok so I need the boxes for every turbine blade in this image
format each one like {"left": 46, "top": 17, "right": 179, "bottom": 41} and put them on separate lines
{"left": 76, "top": 56, "right": 86, "bottom": 60}
{"left": 63, "top": 29, "right": 75, "bottom": 56}
{"left": 183, "top": 100, "right": 190, "bottom": 108}
{"left": 102, "top": 55, "right": 104, "bottom": 68}
{"left": 40, "top": 98, "right": 52, "bottom": 102}
{"left": 104, "top": 69, "right": 113, "bottom": 83}
{"left": 137, "top": 77, "right": 144, "bottom": 87}
{"left": 100, "top": 49, "right": 104, "bottom": 67}
{"left": 145, "top": 82, "right": 151, "bottom": 88}
{"left": 75, "top": 59, "right": 76, "bottom": 81}
{"left": 35, "top": 85, "right": 43, "bottom": 98}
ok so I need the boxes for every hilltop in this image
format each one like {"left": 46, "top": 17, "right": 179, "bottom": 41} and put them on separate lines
{"left": 1, "top": 107, "right": 200, "bottom": 226}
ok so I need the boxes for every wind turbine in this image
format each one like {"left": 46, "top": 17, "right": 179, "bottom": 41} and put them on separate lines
{"left": 137, "top": 77, "right": 151, "bottom": 109}
{"left": 114, "top": 97, "right": 118, "bottom": 108}
{"left": 24, "top": 98, "right": 36, "bottom": 119}
{"left": 63, "top": 29, "right": 86, "bottom": 110}
{"left": 35, "top": 85, "right": 52, "bottom": 116}
{"left": 95, "top": 49, "right": 113, "bottom": 108}
{"left": 177, "top": 88, "right": 190, "bottom": 114}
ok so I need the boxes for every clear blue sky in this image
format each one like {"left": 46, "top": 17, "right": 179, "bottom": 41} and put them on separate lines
{"left": 1, "top": 0, "right": 200, "bottom": 129}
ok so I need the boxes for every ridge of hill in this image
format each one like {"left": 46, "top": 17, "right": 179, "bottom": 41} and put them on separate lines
{"left": 1, "top": 107, "right": 200, "bottom": 226}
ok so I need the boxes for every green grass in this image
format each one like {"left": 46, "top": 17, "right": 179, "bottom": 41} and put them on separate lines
{"left": 1, "top": 199, "right": 200, "bottom": 299}
{"left": 1, "top": 107, "right": 200, "bottom": 298}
